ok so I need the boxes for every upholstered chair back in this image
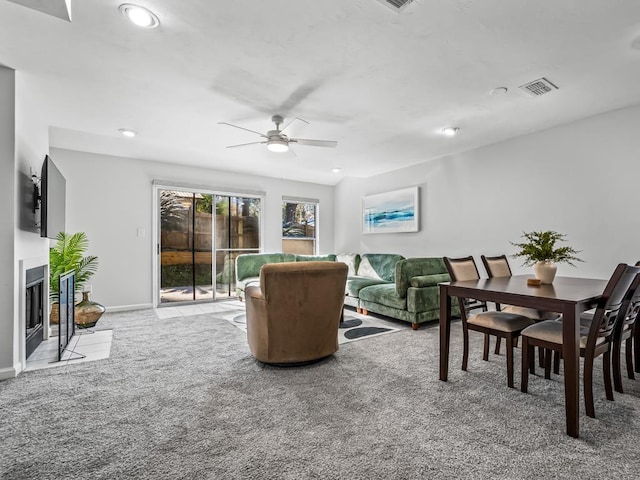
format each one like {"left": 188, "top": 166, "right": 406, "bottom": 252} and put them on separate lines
{"left": 245, "top": 261, "right": 348, "bottom": 364}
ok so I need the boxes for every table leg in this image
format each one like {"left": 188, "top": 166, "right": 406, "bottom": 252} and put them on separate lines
{"left": 439, "top": 284, "right": 451, "bottom": 381}
{"left": 562, "top": 304, "right": 581, "bottom": 438}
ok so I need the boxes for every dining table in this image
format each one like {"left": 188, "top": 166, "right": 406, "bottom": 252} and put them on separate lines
{"left": 439, "top": 274, "right": 608, "bottom": 438}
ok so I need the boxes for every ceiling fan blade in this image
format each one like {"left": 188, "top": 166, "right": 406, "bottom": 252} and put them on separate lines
{"left": 290, "top": 138, "right": 338, "bottom": 148}
{"left": 280, "top": 117, "right": 309, "bottom": 136}
{"left": 226, "top": 141, "right": 266, "bottom": 149}
{"left": 218, "top": 122, "right": 267, "bottom": 138}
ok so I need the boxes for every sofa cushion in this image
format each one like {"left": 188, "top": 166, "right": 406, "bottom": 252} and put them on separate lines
{"left": 358, "top": 253, "right": 405, "bottom": 282}
{"left": 359, "top": 284, "right": 407, "bottom": 310}
{"left": 346, "top": 276, "right": 389, "bottom": 297}
{"left": 410, "top": 273, "right": 451, "bottom": 288}
{"left": 336, "top": 253, "right": 360, "bottom": 277}
{"left": 295, "top": 254, "right": 337, "bottom": 262}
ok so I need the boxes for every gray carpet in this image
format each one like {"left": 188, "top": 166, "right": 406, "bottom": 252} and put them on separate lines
{"left": 2, "top": 308, "right": 640, "bottom": 479}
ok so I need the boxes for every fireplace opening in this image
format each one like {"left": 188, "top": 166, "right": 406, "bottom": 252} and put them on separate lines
{"left": 26, "top": 265, "right": 46, "bottom": 359}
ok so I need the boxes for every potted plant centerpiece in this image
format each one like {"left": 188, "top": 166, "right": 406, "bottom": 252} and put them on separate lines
{"left": 510, "top": 230, "right": 582, "bottom": 284}
{"left": 49, "top": 231, "right": 102, "bottom": 327}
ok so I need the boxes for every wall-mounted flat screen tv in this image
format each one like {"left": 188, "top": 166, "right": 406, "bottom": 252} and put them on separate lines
{"left": 40, "top": 155, "right": 66, "bottom": 239}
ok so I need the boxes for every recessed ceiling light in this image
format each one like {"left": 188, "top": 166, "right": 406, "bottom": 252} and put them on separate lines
{"left": 331, "top": 168, "right": 341, "bottom": 173}
{"left": 119, "top": 4, "right": 160, "bottom": 28}
{"left": 118, "top": 128, "right": 137, "bottom": 137}
{"left": 441, "top": 127, "right": 459, "bottom": 137}
{"left": 490, "top": 87, "right": 508, "bottom": 96}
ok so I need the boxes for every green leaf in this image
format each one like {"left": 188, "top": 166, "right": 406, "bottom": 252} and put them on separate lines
{"left": 49, "top": 232, "right": 99, "bottom": 300}
{"left": 510, "top": 230, "right": 583, "bottom": 267}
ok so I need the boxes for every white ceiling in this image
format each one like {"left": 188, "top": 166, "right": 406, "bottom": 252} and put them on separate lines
{"left": 1, "top": 0, "right": 640, "bottom": 185}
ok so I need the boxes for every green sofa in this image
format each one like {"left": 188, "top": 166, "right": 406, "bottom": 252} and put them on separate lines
{"left": 235, "top": 252, "right": 457, "bottom": 329}
{"left": 235, "top": 253, "right": 337, "bottom": 298}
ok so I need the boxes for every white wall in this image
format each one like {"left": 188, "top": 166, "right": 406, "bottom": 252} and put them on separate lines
{"left": 0, "top": 68, "right": 50, "bottom": 379}
{"left": 334, "top": 103, "right": 640, "bottom": 279}
{"left": 0, "top": 67, "right": 17, "bottom": 377}
{"left": 50, "top": 148, "right": 336, "bottom": 309}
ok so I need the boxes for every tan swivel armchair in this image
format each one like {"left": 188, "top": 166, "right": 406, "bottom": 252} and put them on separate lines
{"left": 245, "top": 261, "right": 348, "bottom": 364}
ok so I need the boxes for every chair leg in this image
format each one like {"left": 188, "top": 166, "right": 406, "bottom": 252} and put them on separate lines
{"left": 529, "top": 347, "right": 536, "bottom": 375}
{"left": 603, "top": 351, "right": 614, "bottom": 402}
{"left": 626, "top": 337, "right": 635, "bottom": 380}
{"left": 584, "top": 354, "right": 596, "bottom": 418}
{"left": 495, "top": 336, "right": 501, "bottom": 355}
{"left": 461, "top": 325, "right": 469, "bottom": 371}
{"left": 553, "top": 350, "right": 561, "bottom": 374}
{"left": 544, "top": 349, "right": 552, "bottom": 379}
{"left": 483, "top": 333, "right": 490, "bottom": 361}
{"left": 506, "top": 334, "right": 515, "bottom": 388}
{"left": 521, "top": 337, "right": 530, "bottom": 393}
{"left": 634, "top": 323, "right": 640, "bottom": 374}
{"left": 613, "top": 337, "right": 624, "bottom": 394}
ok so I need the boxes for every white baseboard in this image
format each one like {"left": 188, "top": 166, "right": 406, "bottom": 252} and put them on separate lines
{"left": 0, "top": 365, "right": 20, "bottom": 381}
{"left": 105, "top": 303, "right": 153, "bottom": 313}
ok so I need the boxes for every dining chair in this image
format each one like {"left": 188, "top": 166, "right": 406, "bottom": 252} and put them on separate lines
{"left": 481, "top": 255, "right": 559, "bottom": 361}
{"left": 520, "top": 263, "right": 640, "bottom": 418}
{"left": 481, "top": 255, "right": 560, "bottom": 321}
{"left": 552, "top": 261, "right": 640, "bottom": 393}
{"left": 444, "top": 256, "right": 535, "bottom": 388}
{"left": 612, "top": 263, "right": 640, "bottom": 393}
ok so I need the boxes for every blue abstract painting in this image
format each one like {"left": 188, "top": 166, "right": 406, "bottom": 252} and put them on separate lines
{"left": 362, "top": 187, "right": 419, "bottom": 233}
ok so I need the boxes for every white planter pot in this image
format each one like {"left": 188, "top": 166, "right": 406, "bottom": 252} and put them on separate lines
{"left": 534, "top": 261, "right": 557, "bottom": 284}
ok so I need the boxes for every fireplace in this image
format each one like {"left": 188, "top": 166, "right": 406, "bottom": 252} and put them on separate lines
{"left": 25, "top": 265, "right": 45, "bottom": 359}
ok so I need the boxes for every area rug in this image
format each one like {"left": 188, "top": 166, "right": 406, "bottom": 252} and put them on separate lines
{"left": 216, "top": 305, "right": 401, "bottom": 344}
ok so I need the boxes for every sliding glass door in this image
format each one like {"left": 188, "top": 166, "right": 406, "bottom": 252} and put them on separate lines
{"left": 158, "top": 188, "right": 261, "bottom": 304}
{"left": 214, "top": 195, "right": 260, "bottom": 298}
{"left": 159, "top": 190, "right": 213, "bottom": 304}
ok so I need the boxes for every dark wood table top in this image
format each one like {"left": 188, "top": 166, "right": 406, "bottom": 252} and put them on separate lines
{"left": 441, "top": 275, "right": 608, "bottom": 307}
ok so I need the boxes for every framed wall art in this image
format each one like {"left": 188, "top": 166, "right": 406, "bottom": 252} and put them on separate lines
{"left": 362, "top": 186, "right": 419, "bottom": 234}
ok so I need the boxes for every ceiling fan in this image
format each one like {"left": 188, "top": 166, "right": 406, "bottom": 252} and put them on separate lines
{"left": 218, "top": 115, "right": 338, "bottom": 153}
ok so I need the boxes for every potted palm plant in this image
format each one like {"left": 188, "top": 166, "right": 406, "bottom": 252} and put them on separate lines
{"left": 49, "top": 231, "right": 99, "bottom": 325}
{"left": 510, "top": 230, "right": 582, "bottom": 284}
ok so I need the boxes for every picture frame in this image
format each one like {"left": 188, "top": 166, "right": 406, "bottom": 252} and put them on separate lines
{"left": 362, "top": 186, "right": 419, "bottom": 234}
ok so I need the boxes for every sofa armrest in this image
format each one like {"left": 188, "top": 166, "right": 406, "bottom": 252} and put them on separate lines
{"left": 407, "top": 286, "right": 460, "bottom": 316}
{"left": 395, "top": 257, "right": 449, "bottom": 298}
{"left": 410, "top": 273, "right": 451, "bottom": 288}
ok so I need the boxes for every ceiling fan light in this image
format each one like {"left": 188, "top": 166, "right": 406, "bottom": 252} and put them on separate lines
{"left": 267, "top": 139, "right": 289, "bottom": 153}
{"left": 441, "top": 127, "right": 459, "bottom": 137}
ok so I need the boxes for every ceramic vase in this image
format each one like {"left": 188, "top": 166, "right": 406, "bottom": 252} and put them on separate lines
{"left": 533, "top": 261, "right": 557, "bottom": 284}
{"left": 75, "top": 291, "right": 106, "bottom": 329}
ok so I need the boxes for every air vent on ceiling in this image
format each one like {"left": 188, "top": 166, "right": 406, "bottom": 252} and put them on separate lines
{"left": 375, "top": 0, "right": 414, "bottom": 13}
{"left": 518, "top": 77, "right": 559, "bottom": 97}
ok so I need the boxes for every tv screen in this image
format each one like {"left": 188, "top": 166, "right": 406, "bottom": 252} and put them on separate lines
{"left": 40, "top": 155, "right": 66, "bottom": 239}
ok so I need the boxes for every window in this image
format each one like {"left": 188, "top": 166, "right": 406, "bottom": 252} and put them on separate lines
{"left": 282, "top": 199, "right": 317, "bottom": 255}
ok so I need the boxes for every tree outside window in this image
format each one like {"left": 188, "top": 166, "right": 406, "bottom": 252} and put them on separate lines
{"left": 282, "top": 201, "right": 316, "bottom": 255}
